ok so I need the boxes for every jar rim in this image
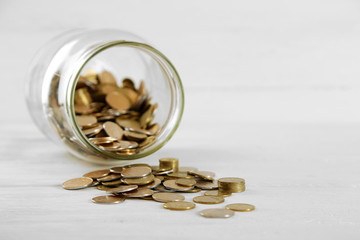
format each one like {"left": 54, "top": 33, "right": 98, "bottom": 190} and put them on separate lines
{"left": 67, "top": 41, "right": 184, "bottom": 161}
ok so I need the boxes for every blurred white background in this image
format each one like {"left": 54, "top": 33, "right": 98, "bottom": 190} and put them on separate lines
{"left": 1, "top": 1, "right": 360, "bottom": 239}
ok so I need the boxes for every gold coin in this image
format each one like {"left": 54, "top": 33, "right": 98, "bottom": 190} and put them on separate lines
{"left": 96, "top": 185, "right": 114, "bottom": 191}
{"left": 109, "top": 166, "right": 124, "bottom": 174}
{"left": 218, "top": 177, "right": 246, "bottom": 193}
{"left": 101, "top": 179, "right": 123, "bottom": 186}
{"left": 82, "top": 124, "right": 103, "bottom": 137}
{"left": 193, "top": 195, "right": 224, "bottom": 204}
{"left": 99, "top": 71, "right": 117, "bottom": 85}
{"left": 204, "top": 190, "right": 232, "bottom": 197}
{"left": 124, "top": 131, "right": 147, "bottom": 141}
{"left": 106, "top": 185, "right": 138, "bottom": 194}
{"left": 106, "top": 91, "right": 131, "bottom": 111}
{"left": 175, "top": 178, "right": 196, "bottom": 187}
{"left": 92, "top": 195, "right": 125, "bottom": 204}
{"left": 138, "top": 178, "right": 161, "bottom": 189}
{"left": 147, "top": 123, "right": 160, "bottom": 135}
{"left": 188, "top": 170, "right": 215, "bottom": 181}
{"left": 84, "top": 69, "right": 98, "bottom": 84}
{"left": 99, "top": 142, "right": 127, "bottom": 151}
{"left": 91, "top": 180, "right": 100, "bottom": 187}
{"left": 199, "top": 208, "right": 234, "bottom": 218}
{"left": 156, "top": 176, "right": 164, "bottom": 181}
{"left": 163, "top": 180, "right": 194, "bottom": 192}
{"left": 225, "top": 203, "right": 255, "bottom": 212}
{"left": 152, "top": 192, "right": 185, "bottom": 203}
{"left": 74, "top": 88, "right": 92, "bottom": 106}
{"left": 159, "top": 158, "right": 179, "bottom": 173}
{"left": 163, "top": 201, "right": 196, "bottom": 211}
{"left": 103, "top": 121, "right": 124, "bottom": 139}
{"left": 97, "top": 174, "right": 122, "bottom": 182}
{"left": 121, "top": 166, "right": 152, "bottom": 178}
{"left": 121, "top": 174, "right": 155, "bottom": 185}
{"left": 195, "top": 180, "right": 218, "bottom": 190}
{"left": 166, "top": 172, "right": 193, "bottom": 179}
{"left": 123, "top": 163, "right": 152, "bottom": 168}
{"left": 182, "top": 187, "right": 202, "bottom": 193}
{"left": 62, "top": 177, "right": 93, "bottom": 190}
{"left": 89, "top": 137, "right": 117, "bottom": 144}
{"left": 139, "top": 105, "right": 155, "bottom": 128}
{"left": 178, "top": 167, "right": 198, "bottom": 172}
{"left": 83, "top": 169, "right": 110, "bottom": 179}
{"left": 138, "top": 136, "right": 156, "bottom": 148}
{"left": 122, "top": 78, "right": 136, "bottom": 90}
{"left": 122, "top": 188, "right": 154, "bottom": 198}
{"left": 116, "top": 118, "right": 141, "bottom": 129}
{"left": 154, "top": 185, "right": 175, "bottom": 193}
{"left": 76, "top": 115, "right": 97, "bottom": 127}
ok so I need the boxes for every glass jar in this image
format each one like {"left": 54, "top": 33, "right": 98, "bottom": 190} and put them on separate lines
{"left": 25, "top": 29, "right": 184, "bottom": 164}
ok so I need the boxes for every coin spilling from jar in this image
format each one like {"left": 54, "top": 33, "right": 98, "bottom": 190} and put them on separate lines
{"left": 74, "top": 69, "right": 160, "bottom": 156}
{"left": 62, "top": 157, "right": 256, "bottom": 218}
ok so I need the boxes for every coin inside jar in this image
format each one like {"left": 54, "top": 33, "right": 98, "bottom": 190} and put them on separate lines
{"left": 103, "top": 121, "right": 124, "bottom": 139}
{"left": 62, "top": 177, "right": 93, "bottom": 190}
{"left": 76, "top": 115, "right": 97, "bottom": 127}
{"left": 121, "top": 166, "right": 152, "bottom": 178}
{"left": 152, "top": 192, "right": 185, "bottom": 203}
{"left": 163, "top": 201, "right": 196, "bottom": 211}
{"left": 199, "top": 209, "right": 235, "bottom": 218}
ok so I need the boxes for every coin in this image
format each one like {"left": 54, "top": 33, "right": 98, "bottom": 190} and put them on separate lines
{"left": 121, "top": 174, "right": 155, "bottom": 185}
{"left": 124, "top": 131, "right": 147, "bottom": 141}
{"left": 152, "top": 192, "right": 185, "bottom": 203}
{"left": 116, "top": 118, "right": 141, "bottom": 129}
{"left": 193, "top": 195, "right": 224, "bottom": 204}
{"left": 121, "top": 166, "right": 152, "bottom": 179}
{"left": 147, "top": 123, "right": 159, "bottom": 135}
{"left": 84, "top": 69, "right": 98, "bottom": 84}
{"left": 101, "top": 179, "right": 123, "bottom": 186}
{"left": 83, "top": 169, "right": 110, "bottom": 179}
{"left": 106, "top": 91, "right": 131, "bottom": 111}
{"left": 204, "top": 190, "right": 232, "bottom": 197}
{"left": 103, "top": 121, "right": 124, "bottom": 139}
{"left": 76, "top": 115, "right": 97, "bottom": 127}
{"left": 218, "top": 177, "right": 246, "bottom": 193}
{"left": 92, "top": 195, "right": 125, "bottom": 204}
{"left": 89, "top": 137, "right": 117, "bottom": 144}
{"left": 109, "top": 166, "right": 124, "bottom": 174}
{"left": 195, "top": 180, "right": 218, "bottom": 190}
{"left": 163, "top": 201, "right": 196, "bottom": 211}
{"left": 99, "top": 71, "right": 117, "bottom": 85}
{"left": 106, "top": 185, "right": 138, "bottom": 194}
{"left": 82, "top": 124, "right": 103, "bottom": 137}
{"left": 176, "top": 178, "right": 196, "bottom": 187}
{"left": 122, "top": 188, "right": 154, "bottom": 198}
{"left": 163, "top": 180, "right": 194, "bottom": 192}
{"left": 62, "top": 177, "right": 93, "bottom": 190}
{"left": 97, "top": 174, "right": 122, "bottom": 182}
{"left": 225, "top": 203, "right": 255, "bottom": 212}
{"left": 138, "top": 178, "right": 161, "bottom": 189}
{"left": 188, "top": 170, "right": 215, "bottom": 181}
{"left": 166, "top": 172, "right": 193, "bottom": 179}
{"left": 182, "top": 187, "right": 202, "bottom": 193}
{"left": 199, "top": 209, "right": 235, "bottom": 218}
{"left": 159, "top": 158, "right": 179, "bottom": 173}
{"left": 96, "top": 185, "right": 114, "bottom": 191}
{"left": 154, "top": 185, "right": 175, "bottom": 193}
{"left": 122, "top": 78, "right": 136, "bottom": 89}
{"left": 178, "top": 167, "right": 198, "bottom": 172}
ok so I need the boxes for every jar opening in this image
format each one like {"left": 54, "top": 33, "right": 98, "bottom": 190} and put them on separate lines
{"left": 68, "top": 41, "right": 184, "bottom": 160}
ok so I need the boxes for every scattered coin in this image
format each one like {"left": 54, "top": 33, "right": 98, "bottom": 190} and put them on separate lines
{"left": 101, "top": 179, "right": 123, "bottom": 186}
{"left": 109, "top": 166, "right": 124, "bottom": 174}
{"left": 163, "top": 180, "right": 194, "bottom": 192}
{"left": 204, "top": 190, "right": 232, "bottom": 198}
{"left": 176, "top": 178, "right": 196, "bottom": 187}
{"left": 195, "top": 180, "right": 218, "bottom": 190}
{"left": 83, "top": 169, "right": 110, "bottom": 179}
{"left": 152, "top": 192, "right": 185, "bottom": 203}
{"left": 225, "top": 203, "right": 255, "bottom": 212}
{"left": 62, "top": 177, "right": 93, "bottom": 190}
{"left": 193, "top": 195, "right": 224, "bottom": 204}
{"left": 97, "top": 174, "right": 122, "bottom": 182}
{"left": 121, "top": 174, "right": 155, "bottom": 185}
{"left": 121, "top": 166, "right": 152, "bottom": 178}
{"left": 122, "top": 188, "right": 154, "bottom": 198}
{"left": 218, "top": 177, "right": 246, "bottom": 193}
{"left": 92, "top": 195, "right": 125, "bottom": 204}
{"left": 163, "top": 201, "right": 196, "bottom": 211}
{"left": 138, "top": 178, "right": 161, "bottom": 189}
{"left": 188, "top": 170, "right": 215, "bottom": 181}
{"left": 199, "top": 209, "right": 235, "bottom": 218}
{"left": 178, "top": 167, "right": 198, "bottom": 172}
{"left": 106, "top": 185, "right": 138, "bottom": 194}
{"left": 97, "top": 185, "right": 114, "bottom": 191}
{"left": 159, "top": 158, "right": 179, "bottom": 173}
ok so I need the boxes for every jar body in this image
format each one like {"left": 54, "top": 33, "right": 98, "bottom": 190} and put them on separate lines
{"left": 26, "top": 29, "right": 184, "bottom": 164}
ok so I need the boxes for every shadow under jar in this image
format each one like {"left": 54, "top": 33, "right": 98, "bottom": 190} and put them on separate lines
{"left": 26, "top": 29, "right": 184, "bottom": 164}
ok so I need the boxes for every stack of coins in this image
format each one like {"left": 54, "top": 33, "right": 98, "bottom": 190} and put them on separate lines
{"left": 62, "top": 158, "right": 256, "bottom": 218}
{"left": 74, "top": 69, "right": 160, "bottom": 156}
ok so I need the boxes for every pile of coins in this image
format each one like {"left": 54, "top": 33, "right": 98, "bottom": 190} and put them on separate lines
{"left": 62, "top": 158, "right": 255, "bottom": 218}
{"left": 74, "top": 69, "right": 159, "bottom": 155}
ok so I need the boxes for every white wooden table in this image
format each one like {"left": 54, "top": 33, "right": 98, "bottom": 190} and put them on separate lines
{"left": 1, "top": 0, "right": 360, "bottom": 239}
